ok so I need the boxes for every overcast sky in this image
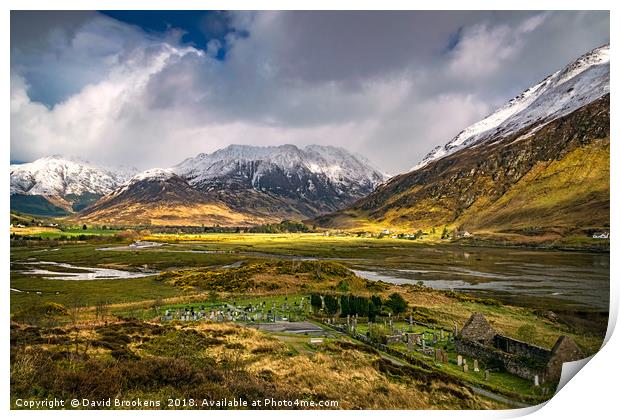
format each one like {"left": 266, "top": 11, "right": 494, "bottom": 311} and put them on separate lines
{"left": 10, "top": 11, "right": 609, "bottom": 173}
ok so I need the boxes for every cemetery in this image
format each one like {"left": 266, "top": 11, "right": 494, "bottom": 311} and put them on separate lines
{"left": 158, "top": 295, "right": 312, "bottom": 325}
{"left": 153, "top": 290, "right": 568, "bottom": 401}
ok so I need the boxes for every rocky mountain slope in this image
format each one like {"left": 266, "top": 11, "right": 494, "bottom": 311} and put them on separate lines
{"left": 414, "top": 44, "right": 609, "bottom": 171}
{"left": 316, "top": 45, "right": 610, "bottom": 242}
{"left": 77, "top": 169, "right": 272, "bottom": 226}
{"left": 173, "top": 144, "right": 387, "bottom": 218}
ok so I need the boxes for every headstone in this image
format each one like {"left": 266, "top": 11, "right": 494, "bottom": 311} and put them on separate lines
{"left": 534, "top": 375, "right": 540, "bottom": 387}
{"left": 457, "top": 355, "right": 463, "bottom": 366}
{"left": 463, "top": 363, "right": 468, "bottom": 373}
{"left": 473, "top": 359, "right": 479, "bottom": 372}
{"left": 484, "top": 370, "right": 490, "bottom": 381}
{"left": 435, "top": 348, "right": 443, "bottom": 362}
{"left": 442, "top": 352, "right": 449, "bottom": 364}
{"left": 407, "top": 339, "right": 414, "bottom": 352}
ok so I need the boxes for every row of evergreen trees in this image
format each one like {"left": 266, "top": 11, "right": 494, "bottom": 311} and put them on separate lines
{"left": 310, "top": 292, "right": 407, "bottom": 321}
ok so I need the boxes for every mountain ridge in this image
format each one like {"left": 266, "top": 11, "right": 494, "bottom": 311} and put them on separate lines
{"left": 10, "top": 145, "right": 387, "bottom": 224}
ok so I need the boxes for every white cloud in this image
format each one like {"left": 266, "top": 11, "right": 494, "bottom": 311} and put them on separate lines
{"left": 10, "top": 11, "right": 609, "bottom": 173}
{"left": 447, "top": 13, "right": 548, "bottom": 80}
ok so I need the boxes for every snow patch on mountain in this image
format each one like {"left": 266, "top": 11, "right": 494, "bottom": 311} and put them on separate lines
{"left": 413, "top": 44, "right": 610, "bottom": 171}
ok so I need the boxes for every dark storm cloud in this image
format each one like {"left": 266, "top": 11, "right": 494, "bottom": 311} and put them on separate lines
{"left": 10, "top": 10, "right": 609, "bottom": 173}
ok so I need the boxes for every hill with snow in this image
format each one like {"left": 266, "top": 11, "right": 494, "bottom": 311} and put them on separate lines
{"left": 413, "top": 44, "right": 610, "bottom": 171}
{"left": 173, "top": 144, "right": 388, "bottom": 217}
{"left": 316, "top": 44, "right": 610, "bottom": 243}
{"left": 10, "top": 156, "right": 136, "bottom": 215}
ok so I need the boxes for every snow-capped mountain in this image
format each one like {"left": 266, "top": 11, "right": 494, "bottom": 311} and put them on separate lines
{"left": 173, "top": 144, "right": 388, "bottom": 216}
{"left": 317, "top": 44, "right": 610, "bottom": 238}
{"left": 10, "top": 146, "right": 386, "bottom": 221}
{"left": 10, "top": 155, "right": 137, "bottom": 215}
{"left": 413, "top": 44, "right": 610, "bottom": 170}
{"left": 111, "top": 168, "right": 177, "bottom": 196}
{"left": 10, "top": 155, "right": 131, "bottom": 197}
{"left": 175, "top": 144, "right": 387, "bottom": 190}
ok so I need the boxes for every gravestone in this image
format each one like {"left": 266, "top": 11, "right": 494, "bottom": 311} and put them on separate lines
{"left": 457, "top": 355, "right": 463, "bottom": 366}
{"left": 534, "top": 375, "right": 540, "bottom": 387}
{"left": 463, "top": 363, "right": 468, "bottom": 373}
{"left": 484, "top": 370, "right": 490, "bottom": 381}
{"left": 473, "top": 359, "right": 479, "bottom": 372}
{"left": 435, "top": 348, "right": 447, "bottom": 363}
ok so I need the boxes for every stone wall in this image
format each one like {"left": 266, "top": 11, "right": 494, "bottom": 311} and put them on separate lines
{"left": 455, "top": 338, "right": 545, "bottom": 381}
{"left": 545, "top": 336, "right": 585, "bottom": 382}
{"left": 494, "top": 335, "right": 551, "bottom": 361}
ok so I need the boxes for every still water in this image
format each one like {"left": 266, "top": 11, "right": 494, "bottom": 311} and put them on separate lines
{"left": 344, "top": 246, "right": 609, "bottom": 311}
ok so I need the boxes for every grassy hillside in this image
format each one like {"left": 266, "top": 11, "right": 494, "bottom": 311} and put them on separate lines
{"left": 10, "top": 195, "right": 70, "bottom": 217}
{"left": 459, "top": 139, "right": 609, "bottom": 235}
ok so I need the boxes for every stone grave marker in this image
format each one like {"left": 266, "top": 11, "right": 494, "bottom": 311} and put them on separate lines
{"left": 484, "top": 370, "right": 490, "bottom": 381}
{"left": 473, "top": 359, "right": 479, "bottom": 372}
{"left": 457, "top": 355, "right": 463, "bottom": 366}
{"left": 463, "top": 363, "right": 468, "bottom": 373}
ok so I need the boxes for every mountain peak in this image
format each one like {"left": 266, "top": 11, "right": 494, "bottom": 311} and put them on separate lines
{"left": 174, "top": 144, "right": 387, "bottom": 187}
{"left": 412, "top": 44, "right": 610, "bottom": 171}
{"left": 127, "top": 168, "right": 176, "bottom": 183}
{"left": 10, "top": 155, "right": 126, "bottom": 197}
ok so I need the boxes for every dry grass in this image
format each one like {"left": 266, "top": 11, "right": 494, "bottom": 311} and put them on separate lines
{"left": 11, "top": 320, "right": 504, "bottom": 409}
